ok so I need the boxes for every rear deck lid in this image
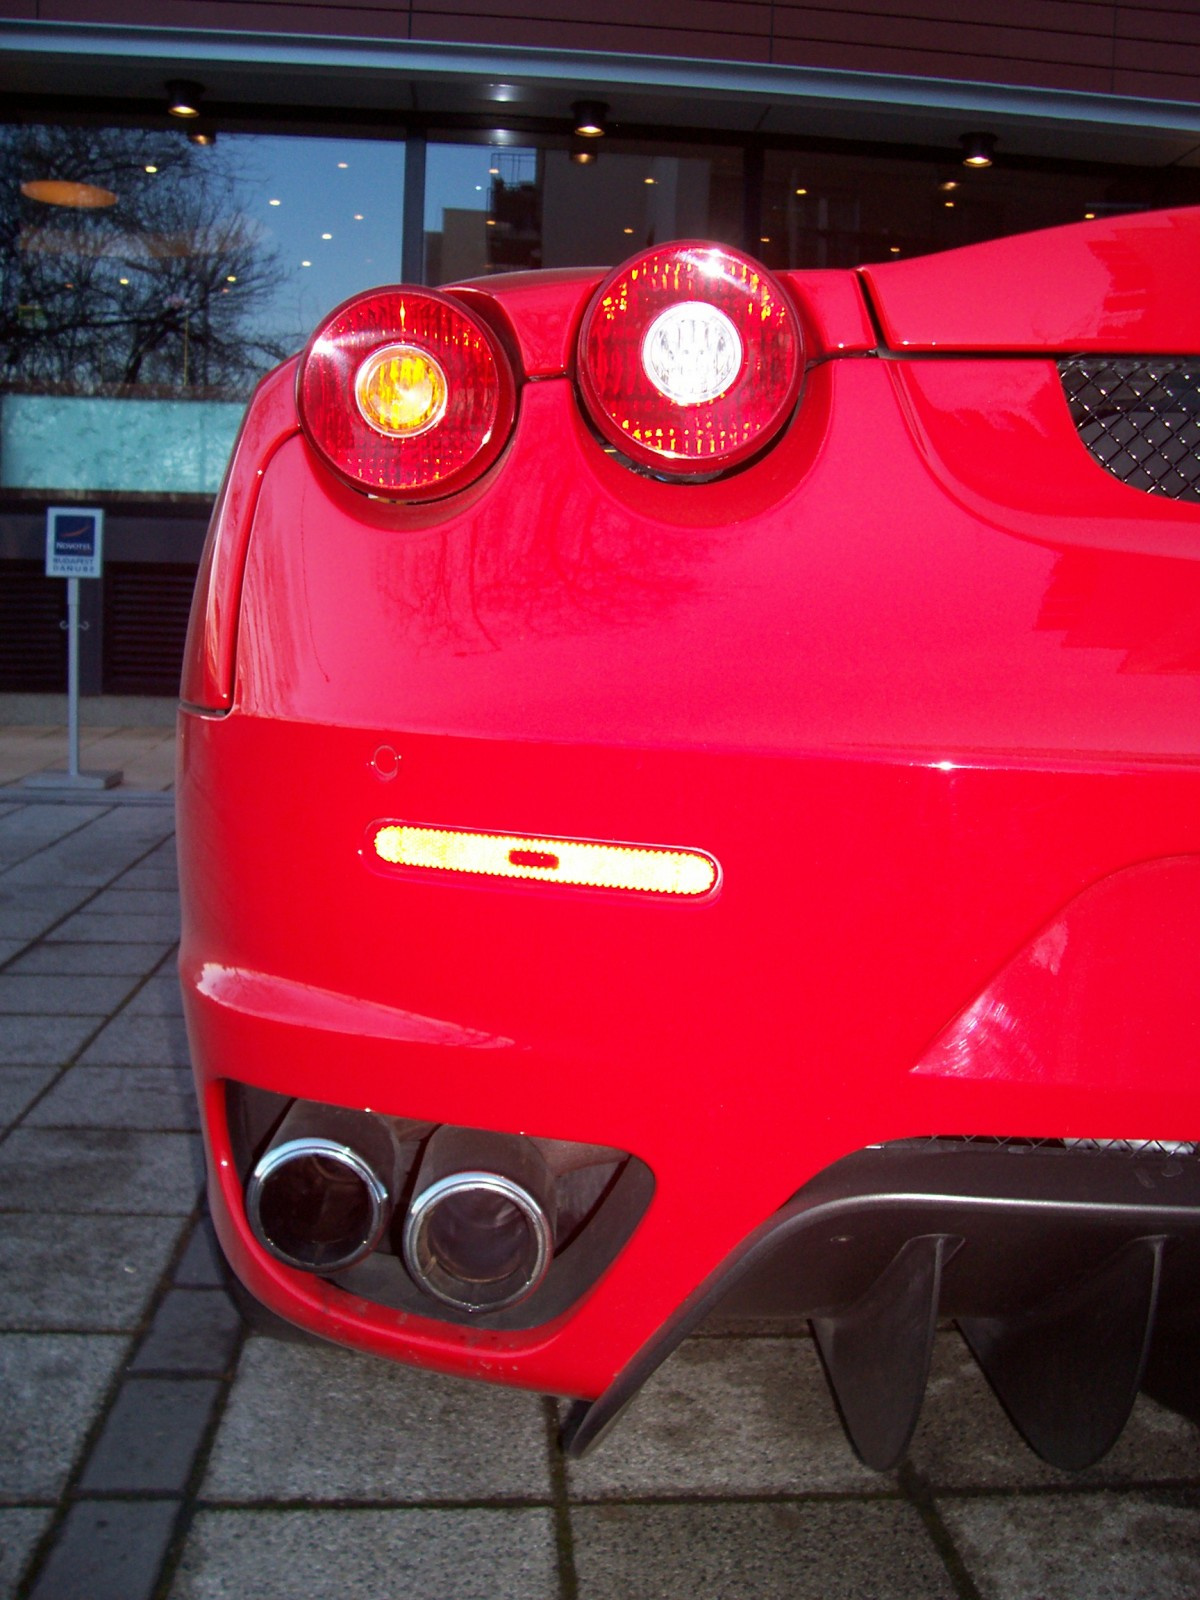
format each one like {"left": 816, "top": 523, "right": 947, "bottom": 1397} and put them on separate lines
{"left": 860, "top": 206, "right": 1200, "bottom": 355}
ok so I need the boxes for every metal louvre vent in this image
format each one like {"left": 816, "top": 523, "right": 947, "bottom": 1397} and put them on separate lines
{"left": 1059, "top": 358, "right": 1200, "bottom": 503}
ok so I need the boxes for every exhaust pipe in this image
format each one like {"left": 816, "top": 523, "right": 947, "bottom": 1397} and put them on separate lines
{"left": 403, "top": 1127, "right": 556, "bottom": 1313}
{"left": 246, "top": 1101, "right": 400, "bottom": 1274}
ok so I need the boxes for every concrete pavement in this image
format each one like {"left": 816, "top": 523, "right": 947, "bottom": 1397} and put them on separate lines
{"left": 3, "top": 764, "right": 1200, "bottom": 1597}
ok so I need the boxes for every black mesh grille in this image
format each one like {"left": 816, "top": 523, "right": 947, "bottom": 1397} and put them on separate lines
{"left": 1059, "top": 358, "right": 1200, "bottom": 503}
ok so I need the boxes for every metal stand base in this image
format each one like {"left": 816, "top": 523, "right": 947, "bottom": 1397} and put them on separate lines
{"left": 23, "top": 769, "right": 123, "bottom": 791}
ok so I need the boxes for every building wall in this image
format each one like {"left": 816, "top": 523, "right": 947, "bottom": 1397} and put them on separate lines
{"left": 4, "top": 1, "right": 1198, "bottom": 105}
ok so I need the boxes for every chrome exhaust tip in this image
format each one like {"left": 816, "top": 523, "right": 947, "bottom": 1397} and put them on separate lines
{"left": 403, "top": 1129, "right": 556, "bottom": 1313}
{"left": 246, "top": 1103, "right": 398, "bottom": 1274}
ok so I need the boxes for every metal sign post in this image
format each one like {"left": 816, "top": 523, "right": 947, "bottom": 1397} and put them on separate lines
{"left": 25, "top": 507, "right": 123, "bottom": 791}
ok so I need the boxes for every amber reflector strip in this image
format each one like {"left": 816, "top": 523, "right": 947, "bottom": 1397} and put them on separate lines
{"left": 373, "top": 824, "right": 718, "bottom": 897}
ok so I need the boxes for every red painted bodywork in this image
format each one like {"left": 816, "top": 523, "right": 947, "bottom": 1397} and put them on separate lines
{"left": 178, "top": 209, "right": 1200, "bottom": 1399}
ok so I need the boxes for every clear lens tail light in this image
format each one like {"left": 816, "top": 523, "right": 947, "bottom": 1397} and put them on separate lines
{"left": 576, "top": 242, "right": 804, "bottom": 477}
{"left": 297, "top": 287, "right": 517, "bottom": 500}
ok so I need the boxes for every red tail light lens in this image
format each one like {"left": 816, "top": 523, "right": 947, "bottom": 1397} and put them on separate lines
{"left": 297, "top": 287, "right": 517, "bottom": 500}
{"left": 577, "top": 243, "right": 804, "bottom": 477}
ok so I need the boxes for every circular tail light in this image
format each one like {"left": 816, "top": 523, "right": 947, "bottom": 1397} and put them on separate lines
{"left": 298, "top": 287, "right": 517, "bottom": 500}
{"left": 576, "top": 242, "right": 804, "bottom": 477}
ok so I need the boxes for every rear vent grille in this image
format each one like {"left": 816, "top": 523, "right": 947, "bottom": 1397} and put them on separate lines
{"left": 1059, "top": 358, "right": 1200, "bottom": 503}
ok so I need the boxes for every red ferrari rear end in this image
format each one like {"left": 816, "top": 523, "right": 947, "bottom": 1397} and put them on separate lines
{"left": 179, "top": 210, "right": 1200, "bottom": 1471}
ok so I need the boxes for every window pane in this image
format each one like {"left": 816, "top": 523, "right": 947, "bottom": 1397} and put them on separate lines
{"left": 0, "top": 125, "right": 404, "bottom": 496}
{"left": 761, "top": 148, "right": 1200, "bottom": 270}
{"left": 424, "top": 139, "right": 742, "bottom": 282}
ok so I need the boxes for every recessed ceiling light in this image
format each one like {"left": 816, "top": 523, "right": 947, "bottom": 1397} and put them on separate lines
{"left": 960, "top": 131, "right": 996, "bottom": 168}
{"left": 301, "top": 259, "right": 311, "bottom": 267}
{"left": 144, "top": 164, "right": 158, "bottom": 175}
{"left": 890, "top": 246, "right": 900, "bottom": 254}
{"left": 572, "top": 100, "right": 608, "bottom": 138}
{"left": 226, "top": 274, "right": 237, "bottom": 283}
{"left": 944, "top": 200, "right": 955, "bottom": 208}
{"left": 337, "top": 161, "right": 348, "bottom": 169}
{"left": 623, "top": 226, "right": 634, "bottom": 234}
{"left": 353, "top": 213, "right": 364, "bottom": 221}
{"left": 489, "top": 166, "right": 500, "bottom": 176}
{"left": 644, "top": 176, "right": 656, "bottom": 185}
{"left": 321, "top": 232, "right": 332, "bottom": 240}
{"left": 269, "top": 199, "right": 281, "bottom": 207}
{"left": 1084, "top": 211, "right": 1096, "bottom": 219}
{"left": 794, "top": 187, "right": 807, "bottom": 196}
{"left": 119, "top": 276, "right": 130, "bottom": 284}
{"left": 938, "top": 179, "right": 959, "bottom": 192}
{"left": 166, "top": 79, "right": 203, "bottom": 118}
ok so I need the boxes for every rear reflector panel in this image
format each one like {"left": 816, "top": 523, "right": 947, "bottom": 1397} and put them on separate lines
{"left": 372, "top": 823, "right": 719, "bottom": 897}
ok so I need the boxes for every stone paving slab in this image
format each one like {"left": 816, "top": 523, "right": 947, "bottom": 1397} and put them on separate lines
{"left": 0, "top": 1213, "right": 186, "bottom": 1330}
{"left": 0, "top": 1014, "right": 105, "bottom": 1065}
{"left": 48, "top": 910, "right": 184, "bottom": 944}
{"left": 80, "top": 1377, "right": 223, "bottom": 1493}
{"left": 0, "top": 807, "right": 106, "bottom": 872}
{"left": 78, "top": 1013, "right": 192, "bottom": 1066}
{"left": 0, "top": 885, "right": 98, "bottom": 943}
{"left": 130, "top": 1288, "right": 243, "bottom": 1376}
{"left": 26, "top": 1065, "right": 200, "bottom": 1130}
{"left": 0, "top": 1509, "right": 53, "bottom": 1595}
{"left": 0, "top": 973, "right": 140, "bottom": 1015}
{"left": 123, "top": 973, "right": 185, "bottom": 1016}
{"left": 0, "top": 1128, "right": 203, "bottom": 1213}
{"left": 202, "top": 1339, "right": 553, "bottom": 1503}
{"left": 566, "top": 1336, "right": 881, "bottom": 1497}
{"left": 170, "top": 1508, "right": 560, "bottom": 1600}
{"left": 27, "top": 1500, "right": 181, "bottom": 1600}
{"left": 0, "top": 1065, "right": 56, "bottom": 1127}
{"left": 939, "top": 1490, "right": 1200, "bottom": 1599}
{"left": 570, "top": 1499, "right": 959, "bottom": 1600}
{"left": 6, "top": 941, "right": 176, "bottom": 977}
{"left": 0, "top": 1333, "right": 129, "bottom": 1500}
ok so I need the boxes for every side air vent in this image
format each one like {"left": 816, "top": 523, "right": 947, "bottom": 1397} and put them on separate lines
{"left": 1059, "top": 357, "right": 1200, "bottom": 503}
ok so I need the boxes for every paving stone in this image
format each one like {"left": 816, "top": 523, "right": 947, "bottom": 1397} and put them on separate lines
{"left": 79, "top": 1377, "right": 221, "bottom": 1493}
{"left": 0, "top": 807, "right": 106, "bottom": 872}
{"left": 78, "top": 1013, "right": 191, "bottom": 1067}
{"left": 566, "top": 1335, "right": 879, "bottom": 1496}
{"left": 0, "top": 1507, "right": 53, "bottom": 1595}
{"left": 131, "top": 1289, "right": 242, "bottom": 1375}
{"left": 124, "top": 973, "right": 186, "bottom": 1016}
{"left": 908, "top": 1330, "right": 1200, "bottom": 1488}
{"left": 2, "top": 832, "right": 150, "bottom": 888}
{"left": 0, "top": 1213, "right": 185, "bottom": 1331}
{"left": 0, "top": 1129, "right": 204, "bottom": 1214}
{"left": 48, "top": 911, "right": 181, "bottom": 944}
{"left": 0, "top": 939, "right": 23, "bottom": 965}
{"left": 0, "top": 1014, "right": 103, "bottom": 1065}
{"left": 26, "top": 1066, "right": 199, "bottom": 1130}
{"left": 571, "top": 1500, "right": 956, "bottom": 1600}
{"left": 202, "top": 1338, "right": 552, "bottom": 1502}
{"left": 169, "top": 1507, "right": 558, "bottom": 1600}
{"left": 0, "top": 884, "right": 95, "bottom": 942}
{"left": 6, "top": 942, "right": 176, "bottom": 977}
{"left": 940, "top": 1490, "right": 1200, "bottom": 1599}
{"left": 0, "top": 974, "right": 136, "bottom": 1015}
{"left": 0, "top": 1065, "right": 55, "bottom": 1126}
{"left": 0, "top": 1333, "right": 128, "bottom": 1500}
{"left": 174, "top": 1218, "right": 230, "bottom": 1290}
{"left": 115, "top": 864, "right": 179, "bottom": 890}
{"left": 27, "top": 1498, "right": 180, "bottom": 1600}
{"left": 86, "top": 888, "right": 181, "bottom": 918}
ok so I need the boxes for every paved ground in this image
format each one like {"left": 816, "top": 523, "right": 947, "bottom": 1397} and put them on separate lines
{"left": 3, "top": 764, "right": 1200, "bottom": 1598}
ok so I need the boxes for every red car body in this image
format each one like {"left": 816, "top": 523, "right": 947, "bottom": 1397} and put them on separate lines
{"left": 179, "top": 208, "right": 1200, "bottom": 1472}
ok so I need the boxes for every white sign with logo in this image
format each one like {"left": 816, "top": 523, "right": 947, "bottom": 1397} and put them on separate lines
{"left": 45, "top": 506, "right": 104, "bottom": 579}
